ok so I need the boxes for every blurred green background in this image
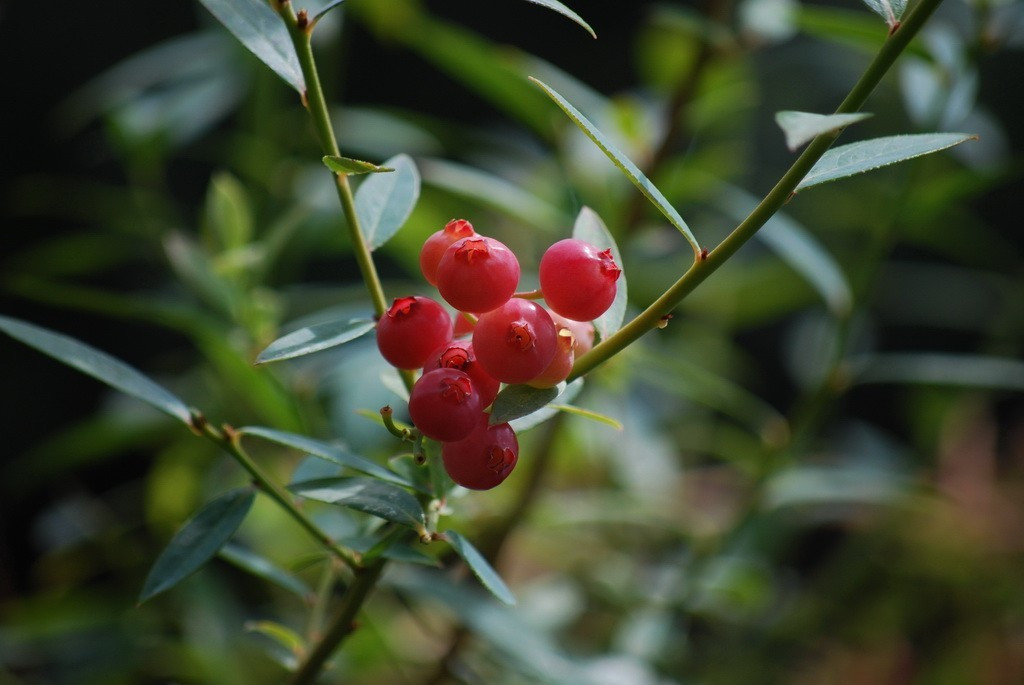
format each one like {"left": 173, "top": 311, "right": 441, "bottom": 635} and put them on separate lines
{"left": 2, "top": 0, "right": 1024, "bottom": 683}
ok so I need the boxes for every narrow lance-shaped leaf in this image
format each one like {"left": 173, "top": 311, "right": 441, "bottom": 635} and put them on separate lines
{"left": 775, "top": 111, "right": 873, "bottom": 151}
{"left": 796, "top": 133, "right": 977, "bottom": 191}
{"left": 239, "top": 426, "right": 416, "bottom": 488}
{"left": 522, "top": 0, "right": 596, "bottom": 39}
{"left": 861, "top": 0, "right": 907, "bottom": 30}
{"left": 509, "top": 378, "right": 583, "bottom": 432}
{"left": 0, "top": 314, "right": 192, "bottom": 424}
{"left": 530, "top": 77, "right": 701, "bottom": 257}
{"left": 355, "top": 153, "right": 421, "bottom": 251}
{"left": 140, "top": 489, "right": 255, "bottom": 603}
{"left": 444, "top": 530, "right": 516, "bottom": 606}
{"left": 219, "top": 543, "right": 311, "bottom": 599}
{"left": 489, "top": 383, "right": 561, "bottom": 426}
{"left": 311, "top": 0, "right": 348, "bottom": 26}
{"left": 322, "top": 155, "right": 394, "bottom": 176}
{"left": 255, "top": 318, "right": 375, "bottom": 364}
{"left": 290, "top": 477, "right": 427, "bottom": 532}
{"left": 548, "top": 404, "right": 623, "bottom": 430}
{"left": 572, "top": 207, "right": 627, "bottom": 340}
{"left": 245, "top": 620, "right": 306, "bottom": 672}
{"left": 198, "top": 0, "right": 305, "bottom": 92}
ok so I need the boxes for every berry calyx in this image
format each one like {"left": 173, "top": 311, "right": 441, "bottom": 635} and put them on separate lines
{"left": 539, "top": 238, "right": 621, "bottom": 322}
{"left": 442, "top": 415, "right": 519, "bottom": 490}
{"left": 472, "top": 298, "right": 557, "bottom": 384}
{"left": 375, "top": 296, "right": 453, "bottom": 370}
{"left": 423, "top": 340, "right": 500, "bottom": 407}
{"left": 436, "top": 236, "right": 520, "bottom": 313}
{"left": 549, "top": 311, "right": 595, "bottom": 356}
{"left": 408, "top": 368, "right": 483, "bottom": 442}
{"left": 419, "top": 219, "right": 476, "bottom": 286}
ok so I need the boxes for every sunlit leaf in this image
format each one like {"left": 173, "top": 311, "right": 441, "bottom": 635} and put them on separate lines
{"left": 322, "top": 155, "right": 394, "bottom": 175}
{"left": 290, "top": 477, "right": 427, "bottom": 531}
{"left": 522, "top": 0, "right": 596, "bottom": 39}
{"left": 355, "top": 153, "right": 420, "bottom": 251}
{"left": 139, "top": 489, "right": 255, "bottom": 602}
{"left": 796, "top": 133, "right": 977, "bottom": 191}
{"left": 255, "top": 318, "right": 375, "bottom": 364}
{"left": 219, "top": 543, "right": 311, "bottom": 599}
{"left": 547, "top": 404, "right": 623, "bottom": 430}
{"left": 509, "top": 378, "right": 584, "bottom": 432}
{"left": 0, "top": 314, "right": 192, "bottom": 424}
{"left": 198, "top": 0, "right": 305, "bottom": 92}
{"left": 530, "top": 77, "right": 701, "bottom": 256}
{"left": 572, "top": 207, "right": 627, "bottom": 339}
{"left": 775, "top": 111, "right": 873, "bottom": 151}
{"left": 860, "top": 0, "right": 907, "bottom": 29}
{"left": 245, "top": 620, "right": 306, "bottom": 671}
{"left": 489, "top": 383, "right": 561, "bottom": 425}
{"left": 239, "top": 426, "right": 415, "bottom": 488}
{"left": 444, "top": 531, "right": 516, "bottom": 605}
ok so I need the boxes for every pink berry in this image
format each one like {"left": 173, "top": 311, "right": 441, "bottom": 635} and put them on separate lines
{"left": 527, "top": 327, "right": 575, "bottom": 388}
{"left": 442, "top": 414, "right": 519, "bottom": 490}
{"left": 376, "top": 296, "right": 453, "bottom": 369}
{"left": 549, "top": 311, "right": 595, "bottom": 356}
{"left": 472, "top": 298, "right": 557, "bottom": 384}
{"left": 539, "top": 238, "right": 621, "bottom": 322}
{"left": 422, "top": 340, "right": 500, "bottom": 407}
{"left": 420, "top": 219, "right": 476, "bottom": 286}
{"left": 436, "top": 236, "right": 520, "bottom": 313}
{"left": 452, "top": 312, "right": 476, "bottom": 338}
{"left": 408, "top": 368, "right": 483, "bottom": 442}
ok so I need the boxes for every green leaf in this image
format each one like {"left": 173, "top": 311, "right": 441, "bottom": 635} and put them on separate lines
{"left": 312, "top": 0, "right": 348, "bottom": 25}
{"left": 204, "top": 171, "right": 254, "bottom": 251}
{"left": 714, "top": 184, "right": 852, "bottom": 316}
{"left": 355, "top": 153, "right": 420, "bottom": 251}
{"left": 219, "top": 543, "right": 311, "bottom": 599}
{"left": 0, "top": 314, "right": 192, "bottom": 425}
{"left": 239, "top": 426, "right": 415, "bottom": 488}
{"left": 255, "top": 318, "right": 375, "bottom": 364}
{"left": 572, "top": 207, "right": 627, "bottom": 339}
{"left": 381, "top": 542, "right": 440, "bottom": 567}
{"left": 796, "top": 133, "right": 977, "bottom": 191}
{"left": 522, "top": 0, "right": 596, "bottom": 39}
{"left": 860, "top": 0, "right": 907, "bottom": 29}
{"left": 848, "top": 353, "right": 1024, "bottom": 391}
{"left": 245, "top": 620, "right": 306, "bottom": 671}
{"left": 775, "top": 111, "right": 873, "bottom": 151}
{"left": 489, "top": 383, "right": 561, "bottom": 425}
{"left": 139, "top": 489, "right": 255, "bottom": 603}
{"left": 547, "top": 404, "right": 623, "bottom": 430}
{"left": 509, "top": 378, "right": 583, "bottom": 432}
{"left": 444, "top": 531, "right": 516, "bottom": 606}
{"left": 197, "top": 0, "right": 305, "bottom": 92}
{"left": 322, "top": 155, "right": 394, "bottom": 175}
{"left": 530, "top": 77, "right": 701, "bottom": 256}
{"left": 290, "top": 477, "right": 426, "bottom": 531}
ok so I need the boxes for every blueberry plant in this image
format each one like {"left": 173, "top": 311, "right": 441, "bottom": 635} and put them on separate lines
{"left": 5, "top": 0, "right": 1023, "bottom": 682}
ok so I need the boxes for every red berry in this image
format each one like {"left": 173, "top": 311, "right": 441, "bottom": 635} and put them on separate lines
{"left": 527, "top": 327, "right": 575, "bottom": 388}
{"left": 420, "top": 219, "right": 476, "bottom": 286}
{"left": 423, "top": 340, "right": 500, "bottom": 407}
{"left": 442, "top": 415, "right": 519, "bottom": 490}
{"left": 549, "top": 311, "right": 595, "bottom": 356}
{"left": 376, "top": 296, "right": 453, "bottom": 369}
{"left": 539, "top": 238, "right": 621, "bottom": 322}
{"left": 472, "top": 298, "right": 557, "bottom": 384}
{"left": 436, "top": 236, "right": 520, "bottom": 313}
{"left": 408, "top": 368, "right": 483, "bottom": 442}
{"left": 452, "top": 312, "right": 476, "bottom": 338}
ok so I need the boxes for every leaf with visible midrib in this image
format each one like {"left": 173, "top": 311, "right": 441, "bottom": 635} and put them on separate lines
{"left": 444, "top": 531, "right": 516, "bottom": 606}
{"left": 861, "top": 0, "right": 907, "bottom": 28}
{"left": 255, "top": 318, "right": 375, "bottom": 364}
{"left": 140, "top": 489, "right": 255, "bottom": 603}
{"left": 290, "top": 477, "right": 426, "bottom": 531}
{"left": 572, "top": 207, "right": 627, "bottom": 340}
{"left": 198, "top": 0, "right": 305, "bottom": 92}
{"left": 775, "top": 111, "right": 872, "bottom": 151}
{"left": 796, "top": 133, "right": 977, "bottom": 191}
{"left": 355, "top": 154, "right": 421, "bottom": 251}
{"left": 489, "top": 383, "right": 561, "bottom": 425}
{"left": 530, "top": 77, "right": 701, "bottom": 256}
{"left": 0, "top": 314, "right": 192, "bottom": 425}
{"left": 322, "top": 155, "right": 394, "bottom": 176}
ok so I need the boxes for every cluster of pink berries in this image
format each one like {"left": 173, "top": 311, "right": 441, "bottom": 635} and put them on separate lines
{"left": 376, "top": 219, "right": 621, "bottom": 490}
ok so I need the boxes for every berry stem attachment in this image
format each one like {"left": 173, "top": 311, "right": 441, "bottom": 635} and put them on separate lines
{"left": 380, "top": 405, "right": 416, "bottom": 441}
{"left": 512, "top": 289, "right": 544, "bottom": 300}
{"left": 569, "top": 0, "right": 945, "bottom": 380}
{"left": 275, "top": 0, "right": 389, "bottom": 320}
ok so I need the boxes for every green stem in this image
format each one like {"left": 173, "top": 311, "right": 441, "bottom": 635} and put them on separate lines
{"left": 570, "top": 0, "right": 944, "bottom": 381}
{"left": 199, "top": 420, "right": 362, "bottom": 570}
{"left": 276, "top": 1, "right": 388, "bottom": 319}
{"left": 288, "top": 559, "right": 387, "bottom": 685}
